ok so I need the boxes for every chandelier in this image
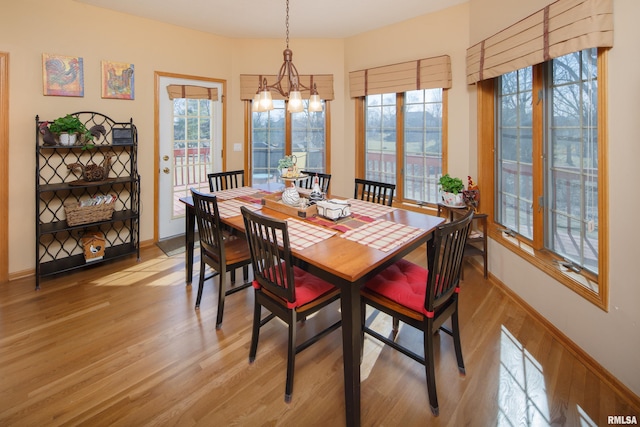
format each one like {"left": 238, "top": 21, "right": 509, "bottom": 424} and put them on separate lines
{"left": 253, "top": 0, "right": 322, "bottom": 113}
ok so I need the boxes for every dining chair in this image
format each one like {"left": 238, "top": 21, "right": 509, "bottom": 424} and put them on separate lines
{"left": 354, "top": 178, "right": 396, "bottom": 206}
{"left": 298, "top": 171, "right": 331, "bottom": 194}
{"left": 360, "top": 207, "right": 474, "bottom": 416}
{"left": 241, "top": 206, "right": 341, "bottom": 403}
{"left": 207, "top": 170, "right": 245, "bottom": 192}
{"left": 191, "top": 188, "right": 252, "bottom": 329}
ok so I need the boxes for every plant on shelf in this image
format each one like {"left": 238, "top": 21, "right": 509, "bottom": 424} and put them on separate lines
{"left": 438, "top": 174, "right": 465, "bottom": 206}
{"left": 438, "top": 174, "right": 464, "bottom": 194}
{"left": 48, "top": 114, "right": 95, "bottom": 149}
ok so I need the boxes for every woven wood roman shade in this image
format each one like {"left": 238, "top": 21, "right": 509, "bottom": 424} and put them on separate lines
{"left": 466, "top": 0, "right": 613, "bottom": 84}
{"left": 348, "top": 55, "right": 451, "bottom": 98}
{"left": 167, "top": 85, "right": 219, "bottom": 100}
{"left": 239, "top": 74, "right": 334, "bottom": 101}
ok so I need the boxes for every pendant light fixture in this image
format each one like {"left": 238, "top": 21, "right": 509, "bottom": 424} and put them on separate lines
{"left": 254, "top": 0, "right": 323, "bottom": 113}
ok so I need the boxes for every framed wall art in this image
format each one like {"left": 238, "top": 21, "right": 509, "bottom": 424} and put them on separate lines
{"left": 101, "top": 61, "right": 135, "bottom": 100}
{"left": 42, "top": 53, "right": 84, "bottom": 97}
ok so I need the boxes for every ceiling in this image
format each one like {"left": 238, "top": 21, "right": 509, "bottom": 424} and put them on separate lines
{"left": 75, "top": 0, "right": 467, "bottom": 39}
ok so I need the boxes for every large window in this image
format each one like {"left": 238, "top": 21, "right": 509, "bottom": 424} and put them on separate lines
{"left": 484, "top": 48, "right": 607, "bottom": 307}
{"left": 361, "top": 89, "right": 444, "bottom": 204}
{"left": 251, "top": 100, "right": 327, "bottom": 184}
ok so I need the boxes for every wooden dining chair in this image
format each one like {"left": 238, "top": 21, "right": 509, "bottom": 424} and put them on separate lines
{"left": 240, "top": 206, "right": 341, "bottom": 403}
{"left": 191, "top": 188, "right": 252, "bottom": 329}
{"left": 360, "top": 207, "right": 474, "bottom": 416}
{"left": 354, "top": 178, "right": 396, "bottom": 206}
{"left": 298, "top": 171, "right": 331, "bottom": 194}
{"left": 207, "top": 170, "right": 245, "bottom": 192}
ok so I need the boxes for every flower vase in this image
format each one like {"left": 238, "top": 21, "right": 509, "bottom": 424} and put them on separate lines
{"left": 441, "top": 191, "right": 464, "bottom": 207}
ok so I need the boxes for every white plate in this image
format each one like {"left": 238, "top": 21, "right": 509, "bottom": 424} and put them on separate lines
{"left": 281, "top": 174, "right": 308, "bottom": 182}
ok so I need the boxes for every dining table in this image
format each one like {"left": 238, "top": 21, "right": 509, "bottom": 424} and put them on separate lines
{"left": 179, "top": 186, "right": 444, "bottom": 427}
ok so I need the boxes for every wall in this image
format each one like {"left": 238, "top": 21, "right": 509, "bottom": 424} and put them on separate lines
{"left": 0, "top": 0, "right": 238, "bottom": 275}
{"left": 0, "top": 1, "right": 346, "bottom": 277}
{"left": 468, "top": 0, "right": 640, "bottom": 396}
{"left": 344, "top": 4, "right": 473, "bottom": 195}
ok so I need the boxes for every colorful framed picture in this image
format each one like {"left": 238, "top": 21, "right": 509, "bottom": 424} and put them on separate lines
{"left": 101, "top": 61, "right": 135, "bottom": 100}
{"left": 42, "top": 53, "right": 84, "bottom": 97}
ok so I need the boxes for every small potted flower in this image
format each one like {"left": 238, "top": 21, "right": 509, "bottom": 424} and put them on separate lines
{"left": 277, "top": 154, "right": 298, "bottom": 177}
{"left": 48, "top": 114, "right": 94, "bottom": 148}
{"left": 438, "top": 174, "right": 465, "bottom": 207}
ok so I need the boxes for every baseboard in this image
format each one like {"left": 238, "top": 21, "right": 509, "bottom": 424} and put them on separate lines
{"left": 466, "top": 259, "right": 640, "bottom": 413}
{"left": 7, "top": 240, "right": 155, "bottom": 282}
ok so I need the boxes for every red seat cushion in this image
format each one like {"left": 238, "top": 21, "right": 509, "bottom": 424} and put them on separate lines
{"left": 364, "top": 259, "right": 428, "bottom": 314}
{"left": 254, "top": 265, "right": 336, "bottom": 309}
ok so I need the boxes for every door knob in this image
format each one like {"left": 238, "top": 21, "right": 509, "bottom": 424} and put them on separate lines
{"left": 163, "top": 167, "right": 170, "bottom": 174}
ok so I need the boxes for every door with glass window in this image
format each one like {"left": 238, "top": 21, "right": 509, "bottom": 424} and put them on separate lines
{"left": 158, "top": 76, "right": 223, "bottom": 240}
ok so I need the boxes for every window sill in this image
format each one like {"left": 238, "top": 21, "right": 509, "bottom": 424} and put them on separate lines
{"left": 489, "top": 228, "right": 605, "bottom": 311}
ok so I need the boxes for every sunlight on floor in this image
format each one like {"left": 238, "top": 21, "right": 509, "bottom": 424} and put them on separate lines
{"left": 92, "top": 257, "right": 186, "bottom": 287}
{"left": 498, "top": 325, "right": 550, "bottom": 426}
{"left": 361, "top": 308, "right": 395, "bottom": 381}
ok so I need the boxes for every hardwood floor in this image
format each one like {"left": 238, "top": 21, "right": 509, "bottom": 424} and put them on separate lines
{"left": 1, "top": 245, "right": 638, "bottom": 426}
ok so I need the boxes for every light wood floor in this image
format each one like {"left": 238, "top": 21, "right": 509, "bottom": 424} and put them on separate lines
{"left": 1, "top": 245, "right": 638, "bottom": 426}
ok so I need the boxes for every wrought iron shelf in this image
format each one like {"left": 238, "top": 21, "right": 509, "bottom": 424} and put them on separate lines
{"left": 35, "top": 112, "right": 140, "bottom": 289}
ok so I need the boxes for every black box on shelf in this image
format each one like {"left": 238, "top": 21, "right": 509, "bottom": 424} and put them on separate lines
{"left": 112, "top": 127, "right": 133, "bottom": 145}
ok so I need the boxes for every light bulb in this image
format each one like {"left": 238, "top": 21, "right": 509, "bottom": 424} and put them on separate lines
{"left": 287, "top": 91, "right": 303, "bottom": 113}
{"left": 308, "top": 94, "right": 322, "bottom": 112}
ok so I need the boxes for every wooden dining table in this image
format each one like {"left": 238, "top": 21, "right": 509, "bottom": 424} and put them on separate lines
{"left": 180, "top": 187, "right": 444, "bottom": 427}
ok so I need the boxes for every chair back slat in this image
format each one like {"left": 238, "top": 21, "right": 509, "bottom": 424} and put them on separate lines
{"left": 299, "top": 171, "right": 331, "bottom": 194}
{"left": 191, "top": 189, "right": 225, "bottom": 266}
{"left": 241, "top": 206, "right": 296, "bottom": 304}
{"left": 354, "top": 178, "right": 396, "bottom": 206}
{"left": 208, "top": 170, "right": 245, "bottom": 192}
{"left": 426, "top": 208, "right": 474, "bottom": 312}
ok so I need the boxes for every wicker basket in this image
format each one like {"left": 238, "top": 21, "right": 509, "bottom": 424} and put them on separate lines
{"left": 64, "top": 201, "right": 115, "bottom": 226}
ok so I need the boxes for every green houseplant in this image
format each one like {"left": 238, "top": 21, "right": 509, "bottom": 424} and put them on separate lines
{"left": 438, "top": 174, "right": 465, "bottom": 206}
{"left": 48, "top": 114, "right": 94, "bottom": 149}
{"left": 277, "top": 154, "right": 299, "bottom": 177}
{"left": 277, "top": 154, "right": 296, "bottom": 171}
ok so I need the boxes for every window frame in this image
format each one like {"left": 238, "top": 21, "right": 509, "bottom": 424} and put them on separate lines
{"left": 245, "top": 100, "right": 331, "bottom": 184}
{"left": 477, "top": 48, "right": 608, "bottom": 310}
{"left": 355, "top": 89, "right": 448, "bottom": 207}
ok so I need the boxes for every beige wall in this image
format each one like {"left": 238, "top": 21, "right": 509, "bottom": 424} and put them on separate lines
{"left": 2, "top": 0, "right": 639, "bottom": 398}
{"left": 344, "top": 4, "right": 472, "bottom": 190}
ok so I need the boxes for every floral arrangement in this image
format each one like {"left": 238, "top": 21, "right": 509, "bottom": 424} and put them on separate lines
{"left": 278, "top": 154, "right": 300, "bottom": 178}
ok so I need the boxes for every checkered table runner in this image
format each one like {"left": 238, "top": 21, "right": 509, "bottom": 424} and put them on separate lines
{"left": 340, "top": 219, "right": 423, "bottom": 252}
{"left": 214, "top": 186, "right": 263, "bottom": 200}
{"left": 217, "top": 198, "right": 262, "bottom": 219}
{"left": 347, "top": 199, "right": 396, "bottom": 218}
{"left": 281, "top": 218, "right": 337, "bottom": 251}
{"left": 305, "top": 213, "right": 375, "bottom": 233}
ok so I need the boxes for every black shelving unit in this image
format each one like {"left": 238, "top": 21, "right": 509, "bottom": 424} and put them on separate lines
{"left": 35, "top": 112, "right": 140, "bottom": 289}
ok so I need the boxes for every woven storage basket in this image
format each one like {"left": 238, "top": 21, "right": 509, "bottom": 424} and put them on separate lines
{"left": 64, "top": 201, "right": 115, "bottom": 226}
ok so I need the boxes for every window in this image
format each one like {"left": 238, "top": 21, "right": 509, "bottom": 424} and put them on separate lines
{"left": 483, "top": 48, "right": 607, "bottom": 308}
{"left": 361, "top": 89, "right": 444, "bottom": 204}
{"left": 250, "top": 100, "right": 328, "bottom": 184}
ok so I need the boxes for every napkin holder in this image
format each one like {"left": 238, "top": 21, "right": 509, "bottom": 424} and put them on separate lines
{"left": 316, "top": 200, "right": 350, "bottom": 220}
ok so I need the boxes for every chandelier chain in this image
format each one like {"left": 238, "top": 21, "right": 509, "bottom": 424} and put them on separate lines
{"left": 285, "top": 0, "right": 290, "bottom": 48}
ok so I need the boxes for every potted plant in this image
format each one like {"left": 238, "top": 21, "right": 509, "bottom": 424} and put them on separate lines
{"left": 438, "top": 174, "right": 465, "bottom": 206}
{"left": 277, "top": 154, "right": 297, "bottom": 177}
{"left": 48, "top": 114, "right": 94, "bottom": 149}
